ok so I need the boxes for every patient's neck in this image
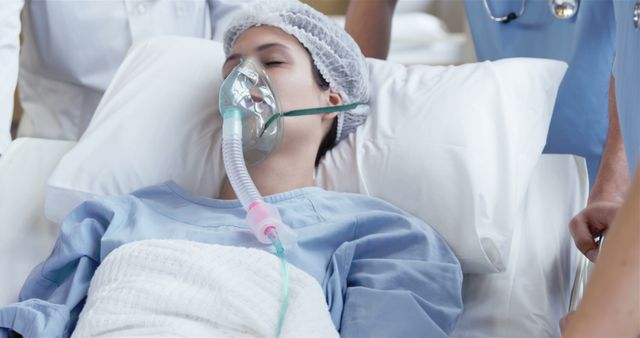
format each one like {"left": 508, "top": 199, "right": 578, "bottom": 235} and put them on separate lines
{"left": 217, "top": 151, "right": 316, "bottom": 200}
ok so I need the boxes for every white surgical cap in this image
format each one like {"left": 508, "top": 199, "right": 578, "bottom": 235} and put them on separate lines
{"left": 223, "top": 0, "right": 370, "bottom": 143}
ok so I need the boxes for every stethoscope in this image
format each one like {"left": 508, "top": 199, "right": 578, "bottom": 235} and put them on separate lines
{"left": 484, "top": 0, "right": 640, "bottom": 29}
{"left": 482, "top": 0, "right": 578, "bottom": 23}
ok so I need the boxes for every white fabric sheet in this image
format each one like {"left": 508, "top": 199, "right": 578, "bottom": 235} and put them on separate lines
{"left": 0, "top": 138, "right": 74, "bottom": 305}
{"left": 452, "top": 155, "right": 588, "bottom": 337}
{"left": 73, "top": 240, "right": 338, "bottom": 338}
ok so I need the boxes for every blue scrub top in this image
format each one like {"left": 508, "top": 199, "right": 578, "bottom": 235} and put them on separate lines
{"left": 464, "top": 0, "right": 616, "bottom": 187}
{"left": 613, "top": 0, "right": 640, "bottom": 174}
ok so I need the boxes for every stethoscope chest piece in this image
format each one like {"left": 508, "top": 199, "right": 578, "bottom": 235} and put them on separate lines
{"left": 549, "top": 0, "right": 578, "bottom": 19}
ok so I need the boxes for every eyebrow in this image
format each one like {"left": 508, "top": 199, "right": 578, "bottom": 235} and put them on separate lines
{"left": 224, "top": 42, "right": 290, "bottom": 65}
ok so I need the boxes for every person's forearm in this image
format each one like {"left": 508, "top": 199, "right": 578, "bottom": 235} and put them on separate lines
{"left": 589, "top": 75, "right": 630, "bottom": 204}
{"left": 345, "top": 0, "right": 397, "bottom": 59}
{"left": 564, "top": 167, "right": 640, "bottom": 337}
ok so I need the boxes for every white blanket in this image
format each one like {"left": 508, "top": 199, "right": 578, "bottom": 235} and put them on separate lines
{"left": 72, "top": 240, "right": 339, "bottom": 338}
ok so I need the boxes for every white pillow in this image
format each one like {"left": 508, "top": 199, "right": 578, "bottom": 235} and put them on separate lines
{"left": 46, "top": 36, "right": 566, "bottom": 273}
{"left": 46, "top": 37, "right": 225, "bottom": 223}
{"left": 317, "top": 58, "right": 566, "bottom": 273}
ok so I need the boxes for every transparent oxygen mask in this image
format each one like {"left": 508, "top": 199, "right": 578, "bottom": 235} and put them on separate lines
{"left": 219, "top": 58, "right": 284, "bottom": 166}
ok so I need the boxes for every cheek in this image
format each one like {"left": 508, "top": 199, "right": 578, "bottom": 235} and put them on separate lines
{"left": 281, "top": 116, "right": 324, "bottom": 146}
{"left": 269, "top": 69, "right": 324, "bottom": 111}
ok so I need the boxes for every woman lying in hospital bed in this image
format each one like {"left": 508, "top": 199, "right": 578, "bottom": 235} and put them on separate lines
{"left": 0, "top": 1, "right": 463, "bottom": 337}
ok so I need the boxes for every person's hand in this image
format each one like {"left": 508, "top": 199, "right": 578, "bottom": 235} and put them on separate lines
{"left": 569, "top": 201, "right": 621, "bottom": 262}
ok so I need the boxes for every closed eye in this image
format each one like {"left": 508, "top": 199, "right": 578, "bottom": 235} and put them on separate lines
{"left": 265, "top": 61, "right": 284, "bottom": 66}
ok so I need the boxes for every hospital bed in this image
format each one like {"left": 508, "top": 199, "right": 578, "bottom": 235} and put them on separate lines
{"left": 0, "top": 36, "right": 588, "bottom": 337}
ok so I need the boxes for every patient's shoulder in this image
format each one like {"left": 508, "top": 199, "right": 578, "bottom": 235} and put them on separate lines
{"left": 62, "top": 182, "right": 175, "bottom": 221}
{"left": 62, "top": 195, "right": 130, "bottom": 228}
{"left": 309, "top": 188, "right": 413, "bottom": 218}
{"left": 309, "top": 189, "right": 447, "bottom": 238}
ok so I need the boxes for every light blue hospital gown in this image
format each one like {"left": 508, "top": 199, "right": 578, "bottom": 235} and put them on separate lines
{"left": 0, "top": 182, "right": 463, "bottom": 337}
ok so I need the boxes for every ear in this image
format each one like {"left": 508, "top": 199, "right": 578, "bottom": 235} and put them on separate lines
{"left": 321, "top": 90, "right": 341, "bottom": 123}
{"left": 328, "top": 89, "right": 343, "bottom": 106}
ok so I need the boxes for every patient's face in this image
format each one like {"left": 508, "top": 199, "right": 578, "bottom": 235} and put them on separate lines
{"left": 223, "top": 26, "right": 328, "bottom": 112}
{"left": 223, "top": 26, "right": 335, "bottom": 154}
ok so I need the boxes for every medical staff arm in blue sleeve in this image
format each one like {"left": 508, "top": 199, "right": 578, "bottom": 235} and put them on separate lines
{"left": 338, "top": 212, "right": 463, "bottom": 337}
{"left": 0, "top": 0, "right": 25, "bottom": 154}
{"left": 0, "top": 200, "right": 118, "bottom": 338}
{"left": 569, "top": 75, "right": 631, "bottom": 262}
{"left": 345, "top": 0, "right": 397, "bottom": 59}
